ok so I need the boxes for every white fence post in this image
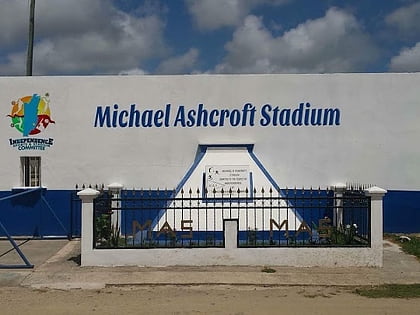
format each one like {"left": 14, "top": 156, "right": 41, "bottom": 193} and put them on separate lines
{"left": 224, "top": 219, "right": 238, "bottom": 249}
{"left": 364, "top": 186, "right": 387, "bottom": 267}
{"left": 331, "top": 183, "right": 346, "bottom": 227}
{"left": 78, "top": 188, "right": 100, "bottom": 265}
{"left": 107, "top": 182, "right": 124, "bottom": 232}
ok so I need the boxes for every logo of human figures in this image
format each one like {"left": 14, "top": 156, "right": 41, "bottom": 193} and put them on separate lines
{"left": 8, "top": 93, "right": 55, "bottom": 136}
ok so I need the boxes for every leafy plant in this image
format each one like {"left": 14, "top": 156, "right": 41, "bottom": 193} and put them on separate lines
{"left": 109, "top": 223, "right": 121, "bottom": 247}
{"left": 95, "top": 213, "right": 111, "bottom": 246}
{"left": 329, "top": 224, "right": 361, "bottom": 245}
{"left": 95, "top": 212, "right": 122, "bottom": 248}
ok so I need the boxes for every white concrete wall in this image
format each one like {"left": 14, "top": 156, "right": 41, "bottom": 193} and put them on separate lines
{"left": 1, "top": 73, "right": 420, "bottom": 191}
{"left": 81, "top": 247, "right": 382, "bottom": 267}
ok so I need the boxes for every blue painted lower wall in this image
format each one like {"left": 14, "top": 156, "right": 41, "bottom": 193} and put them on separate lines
{"left": 0, "top": 189, "right": 80, "bottom": 238}
{"left": 383, "top": 190, "right": 420, "bottom": 233}
{"left": 0, "top": 189, "right": 418, "bottom": 237}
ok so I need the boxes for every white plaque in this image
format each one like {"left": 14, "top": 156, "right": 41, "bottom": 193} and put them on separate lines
{"left": 205, "top": 165, "right": 250, "bottom": 193}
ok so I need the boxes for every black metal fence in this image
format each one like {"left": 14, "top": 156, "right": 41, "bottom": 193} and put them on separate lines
{"left": 92, "top": 187, "right": 371, "bottom": 249}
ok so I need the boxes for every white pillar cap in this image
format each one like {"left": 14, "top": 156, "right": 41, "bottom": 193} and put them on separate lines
{"left": 107, "top": 182, "right": 124, "bottom": 191}
{"left": 77, "top": 188, "right": 100, "bottom": 201}
{"left": 364, "top": 186, "right": 387, "bottom": 197}
{"left": 330, "top": 183, "right": 346, "bottom": 190}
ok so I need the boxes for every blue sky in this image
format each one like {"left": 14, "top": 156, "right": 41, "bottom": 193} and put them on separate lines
{"left": 0, "top": 0, "right": 419, "bottom": 75}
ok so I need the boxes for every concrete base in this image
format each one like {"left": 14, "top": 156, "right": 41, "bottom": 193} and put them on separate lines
{"left": 7, "top": 240, "right": 418, "bottom": 290}
{"left": 82, "top": 246, "right": 382, "bottom": 267}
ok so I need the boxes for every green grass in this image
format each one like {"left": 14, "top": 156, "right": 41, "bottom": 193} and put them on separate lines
{"left": 354, "top": 284, "right": 420, "bottom": 298}
{"left": 400, "top": 237, "right": 420, "bottom": 260}
{"left": 354, "top": 234, "right": 420, "bottom": 298}
{"left": 384, "top": 234, "right": 420, "bottom": 261}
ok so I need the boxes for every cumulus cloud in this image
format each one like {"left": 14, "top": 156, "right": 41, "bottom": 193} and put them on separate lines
{"left": 185, "top": 0, "right": 289, "bottom": 31}
{"left": 389, "top": 42, "right": 420, "bottom": 72}
{"left": 156, "top": 48, "right": 199, "bottom": 74}
{"left": 118, "top": 68, "right": 148, "bottom": 75}
{"left": 0, "top": 0, "right": 168, "bottom": 75}
{"left": 214, "top": 8, "right": 378, "bottom": 73}
{"left": 385, "top": 2, "right": 420, "bottom": 37}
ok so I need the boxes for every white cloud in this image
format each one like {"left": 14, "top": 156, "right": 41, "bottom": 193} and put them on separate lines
{"left": 389, "top": 42, "right": 420, "bottom": 72}
{"left": 156, "top": 48, "right": 199, "bottom": 74}
{"left": 0, "top": 0, "right": 168, "bottom": 75}
{"left": 385, "top": 2, "right": 420, "bottom": 36}
{"left": 185, "top": 0, "right": 288, "bottom": 31}
{"left": 119, "top": 68, "right": 148, "bottom": 75}
{"left": 215, "top": 8, "right": 378, "bottom": 74}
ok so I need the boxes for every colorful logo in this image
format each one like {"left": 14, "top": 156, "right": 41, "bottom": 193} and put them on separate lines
{"left": 8, "top": 93, "right": 55, "bottom": 136}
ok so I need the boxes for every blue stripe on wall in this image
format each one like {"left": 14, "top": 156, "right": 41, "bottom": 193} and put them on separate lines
{"left": 383, "top": 190, "right": 420, "bottom": 233}
{"left": 0, "top": 189, "right": 80, "bottom": 238}
{"left": 0, "top": 189, "right": 418, "bottom": 236}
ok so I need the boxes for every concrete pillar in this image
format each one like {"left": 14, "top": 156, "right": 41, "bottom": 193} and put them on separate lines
{"left": 107, "top": 182, "right": 124, "bottom": 231}
{"left": 78, "top": 188, "right": 100, "bottom": 264}
{"left": 331, "top": 183, "right": 346, "bottom": 227}
{"left": 364, "top": 186, "right": 387, "bottom": 267}
{"left": 224, "top": 219, "right": 238, "bottom": 249}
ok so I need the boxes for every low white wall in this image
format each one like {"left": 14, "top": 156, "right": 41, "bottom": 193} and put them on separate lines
{"left": 81, "top": 247, "right": 382, "bottom": 268}
{"left": 79, "top": 186, "right": 385, "bottom": 268}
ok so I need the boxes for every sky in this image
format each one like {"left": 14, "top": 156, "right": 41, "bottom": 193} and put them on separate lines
{"left": 0, "top": 0, "right": 420, "bottom": 76}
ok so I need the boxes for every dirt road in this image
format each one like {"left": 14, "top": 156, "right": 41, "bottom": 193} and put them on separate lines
{"left": 1, "top": 285, "right": 419, "bottom": 315}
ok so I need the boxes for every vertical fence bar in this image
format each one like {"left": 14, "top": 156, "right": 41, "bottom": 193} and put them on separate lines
{"left": 212, "top": 188, "right": 216, "bottom": 246}
{"left": 244, "top": 187, "right": 248, "bottom": 248}
{"left": 230, "top": 189, "right": 234, "bottom": 221}
{"left": 278, "top": 187, "right": 282, "bottom": 246}
{"left": 204, "top": 188, "right": 208, "bottom": 245}
{"left": 188, "top": 188, "right": 192, "bottom": 247}
{"left": 196, "top": 188, "right": 200, "bottom": 246}
{"left": 285, "top": 187, "right": 288, "bottom": 246}
{"left": 255, "top": 187, "right": 266, "bottom": 246}
{"left": 253, "top": 188, "right": 257, "bottom": 246}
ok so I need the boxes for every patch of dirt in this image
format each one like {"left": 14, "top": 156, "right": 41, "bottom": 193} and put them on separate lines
{"left": 0, "top": 285, "right": 419, "bottom": 315}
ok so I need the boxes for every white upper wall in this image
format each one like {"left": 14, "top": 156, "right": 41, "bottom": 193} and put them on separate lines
{"left": 1, "top": 73, "right": 419, "bottom": 190}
